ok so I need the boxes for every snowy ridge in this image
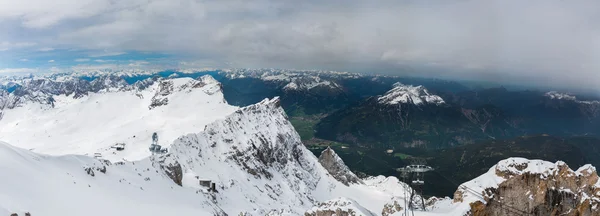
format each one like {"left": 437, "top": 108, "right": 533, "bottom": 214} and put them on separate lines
{"left": 545, "top": 91, "right": 600, "bottom": 104}
{"left": 0, "top": 75, "right": 237, "bottom": 161}
{"left": 221, "top": 68, "right": 352, "bottom": 91}
{"left": 378, "top": 82, "right": 445, "bottom": 105}
{"left": 282, "top": 76, "right": 343, "bottom": 91}
{"left": 363, "top": 176, "right": 412, "bottom": 197}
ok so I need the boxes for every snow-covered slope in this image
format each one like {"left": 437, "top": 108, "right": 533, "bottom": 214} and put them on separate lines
{"left": 0, "top": 141, "right": 224, "bottom": 216}
{"left": 378, "top": 82, "right": 445, "bottom": 105}
{"left": 0, "top": 75, "right": 237, "bottom": 161}
{"left": 0, "top": 96, "right": 417, "bottom": 216}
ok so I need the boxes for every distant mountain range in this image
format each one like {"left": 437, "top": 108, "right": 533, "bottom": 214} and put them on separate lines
{"left": 316, "top": 83, "right": 600, "bottom": 149}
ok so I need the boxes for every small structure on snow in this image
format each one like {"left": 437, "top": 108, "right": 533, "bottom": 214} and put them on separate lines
{"left": 112, "top": 143, "right": 126, "bottom": 151}
{"left": 196, "top": 176, "right": 217, "bottom": 192}
{"left": 149, "top": 132, "right": 168, "bottom": 154}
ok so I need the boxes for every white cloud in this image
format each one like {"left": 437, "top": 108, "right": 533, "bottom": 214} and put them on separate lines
{"left": 48, "top": 60, "right": 55, "bottom": 63}
{"left": 127, "top": 60, "right": 149, "bottom": 67}
{"left": 93, "top": 59, "right": 115, "bottom": 63}
{"left": 88, "top": 51, "right": 126, "bottom": 57}
{"left": 0, "top": 68, "right": 38, "bottom": 74}
{"left": 38, "top": 47, "right": 55, "bottom": 52}
{"left": 19, "top": 58, "right": 28, "bottom": 61}
{"left": 74, "top": 58, "right": 90, "bottom": 62}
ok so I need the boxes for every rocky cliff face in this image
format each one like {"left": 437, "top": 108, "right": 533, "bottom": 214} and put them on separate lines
{"left": 453, "top": 158, "right": 600, "bottom": 216}
{"left": 318, "top": 147, "right": 362, "bottom": 186}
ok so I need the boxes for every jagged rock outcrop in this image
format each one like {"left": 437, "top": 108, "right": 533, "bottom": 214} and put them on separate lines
{"left": 454, "top": 158, "right": 600, "bottom": 216}
{"left": 148, "top": 80, "right": 173, "bottom": 109}
{"left": 381, "top": 197, "right": 403, "bottom": 216}
{"left": 153, "top": 154, "right": 183, "bottom": 186}
{"left": 318, "top": 147, "right": 361, "bottom": 186}
{"left": 83, "top": 165, "right": 107, "bottom": 177}
{"left": 304, "top": 198, "right": 376, "bottom": 216}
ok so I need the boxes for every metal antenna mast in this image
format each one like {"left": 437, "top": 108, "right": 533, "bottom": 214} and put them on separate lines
{"left": 396, "top": 158, "right": 434, "bottom": 213}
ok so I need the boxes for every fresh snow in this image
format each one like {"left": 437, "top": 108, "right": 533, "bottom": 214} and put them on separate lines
{"left": 0, "top": 96, "right": 423, "bottom": 216}
{"left": 378, "top": 82, "right": 445, "bottom": 105}
{"left": 0, "top": 141, "right": 222, "bottom": 216}
{"left": 0, "top": 76, "right": 238, "bottom": 162}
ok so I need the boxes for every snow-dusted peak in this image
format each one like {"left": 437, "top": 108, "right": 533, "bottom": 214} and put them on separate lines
{"left": 304, "top": 197, "right": 376, "bottom": 216}
{"left": 282, "top": 76, "right": 342, "bottom": 92}
{"left": 378, "top": 82, "right": 445, "bottom": 105}
{"left": 545, "top": 91, "right": 577, "bottom": 100}
{"left": 545, "top": 91, "right": 600, "bottom": 104}
{"left": 318, "top": 147, "right": 362, "bottom": 186}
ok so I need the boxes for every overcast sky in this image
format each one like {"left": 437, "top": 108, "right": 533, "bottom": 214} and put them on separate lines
{"left": 1, "top": 0, "right": 600, "bottom": 91}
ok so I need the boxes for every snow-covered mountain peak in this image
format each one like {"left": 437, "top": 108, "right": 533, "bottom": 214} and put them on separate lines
{"left": 378, "top": 82, "right": 445, "bottom": 105}
{"left": 318, "top": 146, "right": 362, "bottom": 186}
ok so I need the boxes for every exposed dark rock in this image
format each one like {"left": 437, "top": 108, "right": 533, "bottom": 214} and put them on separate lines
{"left": 318, "top": 147, "right": 361, "bottom": 186}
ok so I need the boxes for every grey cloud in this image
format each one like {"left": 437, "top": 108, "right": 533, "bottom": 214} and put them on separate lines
{"left": 2, "top": 0, "right": 600, "bottom": 90}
